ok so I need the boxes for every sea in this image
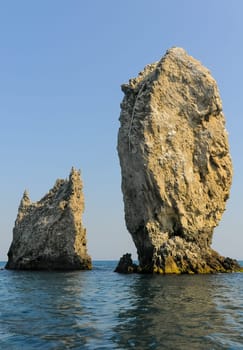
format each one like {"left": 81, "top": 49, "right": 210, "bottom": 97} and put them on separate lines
{"left": 0, "top": 261, "right": 243, "bottom": 350}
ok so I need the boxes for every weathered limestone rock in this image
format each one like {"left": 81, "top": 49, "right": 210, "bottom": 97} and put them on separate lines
{"left": 6, "top": 168, "right": 92, "bottom": 270}
{"left": 117, "top": 47, "right": 240, "bottom": 274}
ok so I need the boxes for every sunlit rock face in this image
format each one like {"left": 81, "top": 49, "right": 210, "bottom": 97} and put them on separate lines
{"left": 117, "top": 47, "right": 240, "bottom": 273}
{"left": 6, "top": 168, "right": 92, "bottom": 270}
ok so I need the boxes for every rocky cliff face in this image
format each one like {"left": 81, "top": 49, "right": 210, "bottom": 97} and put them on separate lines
{"left": 117, "top": 47, "right": 240, "bottom": 273}
{"left": 6, "top": 168, "right": 92, "bottom": 270}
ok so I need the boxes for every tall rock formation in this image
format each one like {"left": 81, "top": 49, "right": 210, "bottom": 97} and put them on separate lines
{"left": 6, "top": 168, "right": 92, "bottom": 270}
{"left": 117, "top": 47, "right": 240, "bottom": 273}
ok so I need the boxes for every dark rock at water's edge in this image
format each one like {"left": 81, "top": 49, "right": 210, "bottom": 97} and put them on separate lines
{"left": 115, "top": 253, "right": 138, "bottom": 273}
{"left": 117, "top": 47, "right": 241, "bottom": 274}
{"left": 5, "top": 168, "right": 92, "bottom": 271}
{"left": 116, "top": 253, "right": 241, "bottom": 275}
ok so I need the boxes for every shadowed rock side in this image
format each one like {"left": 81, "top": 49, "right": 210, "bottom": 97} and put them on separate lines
{"left": 117, "top": 47, "right": 240, "bottom": 274}
{"left": 114, "top": 253, "right": 138, "bottom": 273}
{"left": 6, "top": 168, "right": 92, "bottom": 270}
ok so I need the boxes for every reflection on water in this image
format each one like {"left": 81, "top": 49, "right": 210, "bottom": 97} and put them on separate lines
{"left": 0, "top": 262, "right": 243, "bottom": 349}
{"left": 0, "top": 270, "right": 92, "bottom": 349}
{"left": 112, "top": 273, "right": 243, "bottom": 349}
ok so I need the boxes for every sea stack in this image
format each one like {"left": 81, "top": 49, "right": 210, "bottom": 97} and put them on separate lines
{"left": 6, "top": 168, "right": 92, "bottom": 270}
{"left": 117, "top": 47, "right": 240, "bottom": 273}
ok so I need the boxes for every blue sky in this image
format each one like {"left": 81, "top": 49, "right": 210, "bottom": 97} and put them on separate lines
{"left": 0, "top": 0, "right": 242, "bottom": 260}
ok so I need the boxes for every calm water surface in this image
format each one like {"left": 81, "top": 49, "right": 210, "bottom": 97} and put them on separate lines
{"left": 0, "top": 261, "right": 243, "bottom": 349}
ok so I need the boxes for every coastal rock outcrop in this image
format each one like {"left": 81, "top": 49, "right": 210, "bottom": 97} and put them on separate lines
{"left": 117, "top": 47, "right": 240, "bottom": 273}
{"left": 6, "top": 168, "right": 92, "bottom": 270}
{"left": 114, "top": 253, "right": 138, "bottom": 273}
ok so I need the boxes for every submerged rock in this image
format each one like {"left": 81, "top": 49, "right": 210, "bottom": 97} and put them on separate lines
{"left": 117, "top": 47, "right": 240, "bottom": 274}
{"left": 6, "top": 168, "right": 92, "bottom": 270}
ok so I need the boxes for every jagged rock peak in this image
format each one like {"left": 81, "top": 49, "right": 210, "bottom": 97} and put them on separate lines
{"left": 117, "top": 47, "right": 240, "bottom": 274}
{"left": 22, "top": 189, "right": 30, "bottom": 203}
{"left": 6, "top": 167, "right": 91, "bottom": 270}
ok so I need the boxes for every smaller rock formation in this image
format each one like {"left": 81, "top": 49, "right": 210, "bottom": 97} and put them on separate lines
{"left": 114, "top": 253, "right": 138, "bottom": 273}
{"left": 6, "top": 168, "right": 92, "bottom": 270}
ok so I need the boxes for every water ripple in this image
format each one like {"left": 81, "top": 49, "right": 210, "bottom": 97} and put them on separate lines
{"left": 1, "top": 262, "right": 243, "bottom": 349}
